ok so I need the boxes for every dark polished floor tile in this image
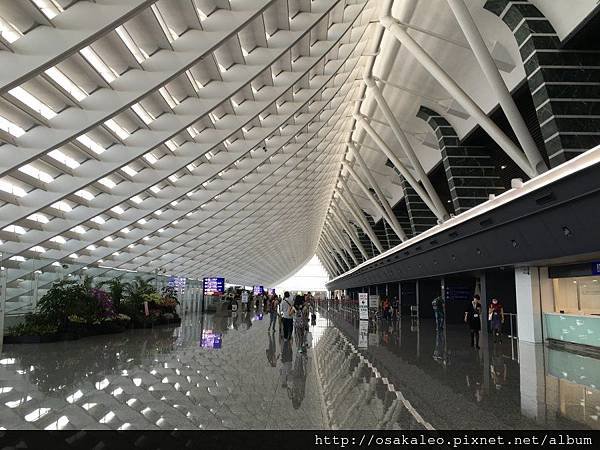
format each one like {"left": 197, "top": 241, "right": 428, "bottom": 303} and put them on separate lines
{"left": 0, "top": 308, "right": 598, "bottom": 430}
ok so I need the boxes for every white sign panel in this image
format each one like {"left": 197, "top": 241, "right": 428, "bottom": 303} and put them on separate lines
{"left": 369, "top": 333, "right": 379, "bottom": 347}
{"left": 358, "top": 320, "right": 369, "bottom": 348}
{"left": 358, "top": 293, "right": 369, "bottom": 320}
{"left": 241, "top": 292, "right": 248, "bottom": 304}
{"left": 369, "top": 295, "right": 379, "bottom": 308}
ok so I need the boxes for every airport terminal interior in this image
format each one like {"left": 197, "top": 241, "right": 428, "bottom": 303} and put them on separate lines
{"left": 1, "top": 0, "right": 600, "bottom": 432}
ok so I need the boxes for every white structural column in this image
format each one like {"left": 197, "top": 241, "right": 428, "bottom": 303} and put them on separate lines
{"left": 347, "top": 143, "right": 407, "bottom": 241}
{"left": 328, "top": 217, "right": 362, "bottom": 264}
{"left": 336, "top": 181, "right": 384, "bottom": 253}
{"left": 317, "top": 247, "right": 338, "bottom": 277}
{"left": 343, "top": 161, "right": 407, "bottom": 242}
{"left": 353, "top": 114, "right": 446, "bottom": 221}
{"left": 324, "top": 224, "right": 356, "bottom": 268}
{"left": 363, "top": 77, "right": 449, "bottom": 219}
{"left": 322, "top": 230, "right": 350, "bottom": 271}
{"left": 326, "top": 221, "right": 359, "bottom": 266}
{"left": 330, "top": 206, "right": 369, "bottom": 260}
{"left": 322, "top": 235, "right": 350, "bottom": 272}
{"left": 320, "top": 244, "right": 342, "bottom": 277}
{"left": 445, "top": 0, "right": 547, "bottom": 175}
{"left": 322, "top": 251, "right": 340, "bottom": 278}
{"left": 380, "top": 16, "right": 537, "bottom": 178}
{"left": 317, "top": 244, "right": 336, "bottom": 276}
{"left": 514, "top": 266, "right": 554, "bottom": 343}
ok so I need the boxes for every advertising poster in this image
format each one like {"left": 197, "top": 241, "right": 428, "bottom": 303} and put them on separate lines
{"left": 358, "top": 292, "right": 369, "bottom": 320}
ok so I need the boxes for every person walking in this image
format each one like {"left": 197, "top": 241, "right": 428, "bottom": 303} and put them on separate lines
{"left": 292, "top": 294, "right": 307, "bottom": 352}
{"left": 280, "top": 291, "right": 294, "bottom": 341}
{"left": 464, "top": 294, "right": 482, "bottom": 349}
{"left": 488, "top": 298, "right": 505, "bottom": 343}
{"left": 432, "top": 295, "right": 445, "bottom": 330}
{"left": 382, "top": 297, "right": 391, "bottom": 321}
{"left": 268, "top": 294, "right": 279, "bottom": 332}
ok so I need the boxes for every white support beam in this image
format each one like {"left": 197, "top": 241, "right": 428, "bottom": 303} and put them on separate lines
{"left": 323, "top": 225, "right": 354, "bottom": 269}
{"left": 353, "top": 114, "right": 446, "bottom": 222}
{"left": 363, "top": 77, "right": 449, "bottom": 220}
{"left": 318, "top": 243, "right": 341, "bottom": 276}
{"left": 347, "top": 143, "right": 408, "bottom": 240}
{"left": 330, "top": 205, "right": 369, "bottom": 260}
{"left": 445, "top": 0, "right": 548, "bottom": 175}
{"left": 336, "top": 180, "right": 384, "bottom": 253}
{"left": 380, "top": 16, "right": 537, "bottom": 178}
{"left": 327, "top": 217, "right": 360, "bottom": 265}
{"left": 322, "top": 235, "right": 350, "bottom": 272}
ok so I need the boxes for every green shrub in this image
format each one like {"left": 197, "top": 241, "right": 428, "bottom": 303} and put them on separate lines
{"left": 7, "top": 317, "right": 58, "bottom": 336}
{"left": 37, "top": 278, "right": 99, "bottom": 327}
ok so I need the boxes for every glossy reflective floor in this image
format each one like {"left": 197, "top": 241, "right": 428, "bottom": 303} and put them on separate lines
{"left": 0, "top": 308, "right": 598, "bottom": 430}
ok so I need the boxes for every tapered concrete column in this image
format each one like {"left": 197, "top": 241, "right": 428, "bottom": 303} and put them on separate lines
{"left": 363, "top": 77, "right": 449, "bottom": 219}
{"left": 336, "top": 182, "right": 384, "bottom": 253}
{"left": 515, "top": 266, "right": 554, "bottom": 343}
{"left": 446, "top": 0, "right": 547, "bottom": 175}
{"left": 325, "top": 221, "right": 359, "bottom": 266}
{"left": 347, "top": 143, "right": 407, "bottom": 241}
{"left": 331, "top": 205, "right": 369, "bottom": 260}
{"left": 353, "top": 114, "right": 446, "bottom": 221}
{"left": 380, "top": 16, "right": 536, "bottom": 178}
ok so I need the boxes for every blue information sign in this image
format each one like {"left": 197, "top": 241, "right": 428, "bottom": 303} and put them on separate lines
{"left": 593, "top": 262, "right": 600, "bottom": 275}
{"left": 203, "top": 277, "right": 224, "bottom": 296}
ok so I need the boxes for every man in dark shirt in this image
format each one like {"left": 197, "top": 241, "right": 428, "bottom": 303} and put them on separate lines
{"left": 464, "top": 294, "right": 482, "bottom": 349}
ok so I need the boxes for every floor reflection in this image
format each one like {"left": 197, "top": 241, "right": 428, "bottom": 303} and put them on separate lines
{"left": 0, "top": 308, "right": 598, "bottom": 430}
{"left": 326, "top": 307, "right": 598, "bottom": 430}
{"left": 0, "top": 310, "right": 324, "bottom": 430}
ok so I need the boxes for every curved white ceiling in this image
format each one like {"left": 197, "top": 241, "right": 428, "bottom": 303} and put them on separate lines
{"left": 0, "top": 0, "right": 377, "bottom": 290}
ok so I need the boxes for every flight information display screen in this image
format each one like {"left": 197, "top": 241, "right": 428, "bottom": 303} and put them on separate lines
{"left": 203, "top": 277, "right": 224, "bottom": 296}
{"left": 253, "top": 286, "right": 264, "bottom": 295}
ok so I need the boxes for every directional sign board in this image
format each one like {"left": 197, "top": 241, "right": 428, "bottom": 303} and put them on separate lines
{"left": 358, "top": 293, "right": 369, "bottom": 320}
{"left": 369, "top": 295, "right": 379, "bottom": 308}
{"left": 203, "top": 277, "right": 224, "bottom": 296}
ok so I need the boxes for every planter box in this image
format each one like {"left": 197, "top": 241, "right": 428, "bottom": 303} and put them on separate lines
{"left": 4, "top": 322, "right": 130, "bottom": 344}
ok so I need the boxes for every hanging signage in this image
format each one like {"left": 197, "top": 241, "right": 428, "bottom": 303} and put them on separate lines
{"left": 253, "top": 286, "right": 264, "bottom": 295}
{"left": 203, "top": 277, "right": 224, "bottom": 296}
{"left": 241, "top": 291, "right": 249, "bottom": 304}
{"left": 369, "top": 295, "right": 379, "bottom": 308}
{"left": 592, "top": 262, "right": 600, "bottom": 275}
{"left": 168, "top": 276, "right": 187, "bottom": 290}
{"left": 358, "top": 293, "right": 369, "bottom": 320}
